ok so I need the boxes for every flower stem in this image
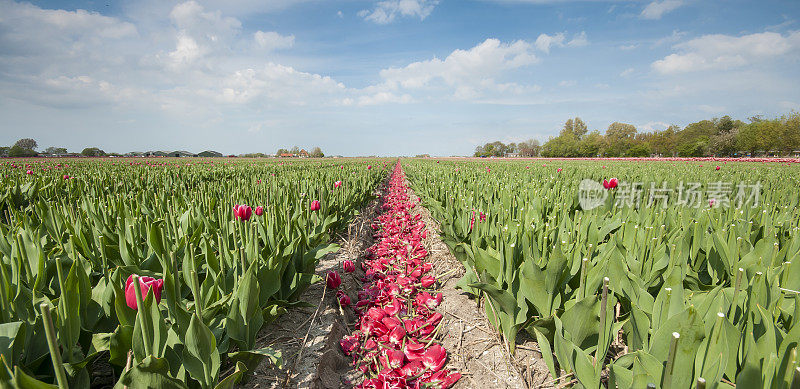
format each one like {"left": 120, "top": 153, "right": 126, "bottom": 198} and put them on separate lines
{"left": 131, "top": 275, "right": 152, "bottom": 357}
{"left": 39, "top": 303, "right": 69, "bottom": 389}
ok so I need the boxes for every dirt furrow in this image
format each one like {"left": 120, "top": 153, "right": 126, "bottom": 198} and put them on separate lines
{"left": 406, "top": 184, "right": 554, "bottom": 389}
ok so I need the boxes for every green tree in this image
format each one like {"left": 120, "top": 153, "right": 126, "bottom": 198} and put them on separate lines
{"left": 604, "top": 122, "right": 637, "bottom": 157}
{"left": 709, "top": 129, "right": 739, "bottom": 156}
{"left": 561, "top": 117, "right": 588, "bottom": 139}
{"left": 311, "top": 147, "right": 325, "bottom": 158}
{"left": 0, "top": 147, "right": 8, "bottom": 157}
{"left": 473, "top": 141, "right": 510, "bottom": 157}
{"left": 578, "top": 131, "right": 604, "bottom": 157}
{"left": 778, "top": 112, "right": 800, "bottom": 155}
{"left": 8, "top": 146, "right": 37, "bottom": 157}
{"left": 517, "top": 139, "right": 541, "bottom": 157}
{"left": 13, "top": 138, "right": 37, "bottom": 151}
{"left": 81, "top": 147, "right": 106, "bottom": 157}
{"left": 44, "top": 147, "right": 68, "bottom": 155}
{"left": 625, "top": 143, "right": 651, "bottom": 157}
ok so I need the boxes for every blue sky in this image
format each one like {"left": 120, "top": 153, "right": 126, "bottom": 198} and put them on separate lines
{"left": 0, "top": 0, "right": 798, "bottom": 156}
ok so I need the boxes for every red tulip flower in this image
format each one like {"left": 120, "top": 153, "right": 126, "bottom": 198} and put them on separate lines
{"left": 255, "top": 206, "right": 264, "bottom": 216}
{"left": 326, "top": 271, "right": 341, "bottom": 289}
{"left": 421, "top": 344, "right": 448, "bottom": 372}
{"left": 343, "top": 260, "right": 356, "bottom": 273}
{"left": 367, "top": 165, "right": 372, "bottom": 170}
{"left": 26, "top": 170, "right": 32, "bottom": 175}
{"left": 603, "top": 178, "right": 618, "bottom": 189}
{"left": 310, "top": 200, "right": 321, "bottom": 211}
{"left": 384, "top": 348, "right": 405, "bottom": 369}
{"left": 233, "top": 204, "right": 252, "bottom": 221}
{"left": 388, "top": 325, "right": 406, "bottom": 345}
{"left": 715, "top": 166, "right": 721, "bottom": 170}
{"left": 400, "top": 361, "right": 425, "bottom": 377}
{"left": 125, "top": 275, "right": 164, "bottom": 310}
{"left": 338, "top": 292, "right": 351, "bottom": 307}
{"left": 334, "top": 181, "right": 342, "bottom": 188}
{"left": 557, "top": 168, "right": 562, "bottom": 172}
{"left": 63, "top": 175, "right": 70, "bottom": 180}
{"left": 420, "top": 275, "right": 435, "bottom": 288}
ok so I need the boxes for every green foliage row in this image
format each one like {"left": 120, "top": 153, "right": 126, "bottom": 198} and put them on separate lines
{"left": 0, "top": 158, "right": 388, "bottom": 388}
{"left": 405, "top": 158, "right": 800, "bottom": 388}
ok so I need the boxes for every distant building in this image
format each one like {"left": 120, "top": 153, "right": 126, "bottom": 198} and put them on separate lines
{"left": 299, "top": 149, "right": 310, "bottom": 158}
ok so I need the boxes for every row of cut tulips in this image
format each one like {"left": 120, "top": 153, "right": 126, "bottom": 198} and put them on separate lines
{"left": 339, "top": 162, "right": 461, "bottom": 388}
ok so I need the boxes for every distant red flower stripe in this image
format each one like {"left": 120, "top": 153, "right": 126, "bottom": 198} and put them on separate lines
{"left": 340, "top": 162, "right": 460, "bottom": 389}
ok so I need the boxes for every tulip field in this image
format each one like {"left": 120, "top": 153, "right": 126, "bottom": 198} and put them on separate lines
{"left": 405, "top": 158, "right": 800, "bottom": 388}
{"left": 3, "top": 156, "right": 800, "bottom": 389}
{"left": 0, "top": 158, "right": 387, "bottom": 388}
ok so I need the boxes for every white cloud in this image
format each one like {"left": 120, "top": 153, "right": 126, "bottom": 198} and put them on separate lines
{"left": 567, "top": 31, "right": 589, "bottom": 47}
{"left": 639, "top": 121, "right": 670, "bottom": 132}
{"left": 619, "top": 44, "right": 638, "bottom": 50}
{"left": 357, "top": 92, "right": 414, "bottom": 106}
{"left": 652, "top": 30, "right": 687, "bottom": 48}
{"left": 253, "top": 31, "right": 295, "bottom": 51}
{"left": 652, "top": 31, "right": 800, "bottom": 74}
{"left": 620, "top": 67, "right": 634, "bottom": 77}
{"left": 170, "top": 1, "right": 241, "bottom": 38}
{"left": 535, "top": 33, "right": 565, "bottom": 53}
{"left": 0, "top": 0, "right": 344, "bottom": 115}
{"left": 377, "top": 38, "right": 538, "bottom": 100}
{"left": 168, "top": 33, "right": 206, "bottom": 68}
{"left": 640, "top": 0, "right": 683, "bottom": 20}
{"left": 534, "top": 31, "right": 587, "bottom": 52}
{"left": 559, "top": 80, "right": 577, "bottom": 87}
{"left": 358, "top": 0, "right": 439, "bottom": 24}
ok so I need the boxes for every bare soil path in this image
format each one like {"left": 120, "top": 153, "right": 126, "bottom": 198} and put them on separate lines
{"left": 243, "top": 167, "right": 554, "bottom": 388}
{"left": 406, "top": 185, "right": 554, "bottom": 389}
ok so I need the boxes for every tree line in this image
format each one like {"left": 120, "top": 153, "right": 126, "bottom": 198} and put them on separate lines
{"left": 0, "top": 139, "right": 108, "bottom": 157}
{"left": 0, "top": 138, "right": 325, "bottom": 158}
{"left": 474, "top": 112, "right": 800, "bottom": 158}
{"left": 275, "top": 146, "right": 325, "bottom": 157}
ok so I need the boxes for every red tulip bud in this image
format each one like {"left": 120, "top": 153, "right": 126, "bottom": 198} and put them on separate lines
{"left": 255, "top": 206, "right": 264, "bottom": 216}
{"left": 310, "top": 200, "right": 321, "bottom": 211}
{"left": 326, "top": 271, "right": 341, "bottom": 289}
{"left": 233, "top": 204, "right": 252, "bottom": 221}
{"left": 125, "top": 274, "right": 164, "bottom": 310}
